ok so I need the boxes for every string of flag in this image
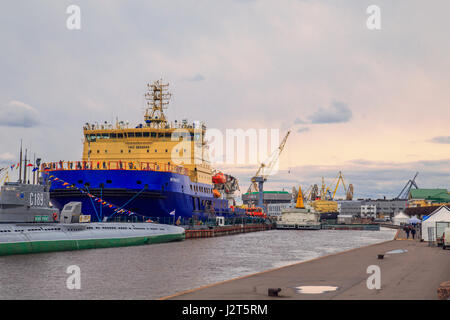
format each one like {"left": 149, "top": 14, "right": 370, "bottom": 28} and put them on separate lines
{"left": 0, "top": 163, "right": 39, "bottom": 172}
{"left": 42, "top": 171, "right": 136, "bottom": 217}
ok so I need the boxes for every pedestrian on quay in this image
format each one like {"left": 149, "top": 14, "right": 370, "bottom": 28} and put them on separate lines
{"left": 411, "top": 226, "right": 416, "bottom": 239}
{"left": 404, "top": 225, "right": 410, "bottom": 239}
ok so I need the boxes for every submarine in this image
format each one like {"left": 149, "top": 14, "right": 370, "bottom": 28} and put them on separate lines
{"left": 0, "top": 181, "right": 185, "bottom": 256}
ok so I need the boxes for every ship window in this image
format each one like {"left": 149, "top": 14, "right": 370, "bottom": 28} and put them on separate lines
{"left": 143, "top": 132, "right": 149, "bottom": 137}
{"left": 129, "top": 150, "right": 131, "bottom": 153}
{"left": 165, "top": 149, "right": 168, "bottom": 153}
{"left": 128, "top": 132, "right": 135, "bottom": 138}
{"left": 105, "top": 150, "right": 107, "bottom": 153}
{"left": 106, "top": 180, "right": 112, "bottom": 184}
{"left": 118, "top": 133, "right": 123, "bottom": 138}
{"left": 110, "top": 133, "right": 117, "bottom": 138}
{"left": 78, "top": 180, "right": 83, "bottom": 184}
{"left": 97, "top": 150, "right": 100, "bottom": 153}
{"left": 155, "top": 149, "right": 157, "bottom": 153}
{"left": 121, "top": 150, "right": 123, "bottom": 153}
{"left": 137, "top": 181, "right": 142, "bottom": 184}
{"left": 135, "top": 132, "right": 142, "bottom": 137}
{"left": 151, "top": 132, "right": 156, "bottom": 138}
{"left": 147, "top": 149, "right": 149, "bottom": 153}
{"left": 165, "top": 133, "right": 171, "bottom": 138}
{"left": 102, "top": 133, "right": 110, "bottom": 139}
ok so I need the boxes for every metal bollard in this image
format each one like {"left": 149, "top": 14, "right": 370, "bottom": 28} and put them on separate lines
{"left": 268, "top": 288, "right": 282, "bottom": 297}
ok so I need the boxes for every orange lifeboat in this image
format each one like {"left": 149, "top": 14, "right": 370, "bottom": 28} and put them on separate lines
{"left": 212, "top": 172, "right": 226, "bottom": 184}
{"left": 213, "top": 189, "right": 221, "bottom": 198}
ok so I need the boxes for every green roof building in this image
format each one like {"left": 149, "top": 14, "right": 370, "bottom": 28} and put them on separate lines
{"left": 409, "top": 189, "right": 450, "bottom": 203}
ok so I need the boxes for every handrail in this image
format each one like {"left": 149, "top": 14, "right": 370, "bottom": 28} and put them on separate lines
{"left": 41, "top": 160, "right": 190, "bottom": 176}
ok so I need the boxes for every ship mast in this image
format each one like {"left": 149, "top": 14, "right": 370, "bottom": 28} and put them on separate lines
{"left": 144, "top": 79, "right": 172, "bottom": 128}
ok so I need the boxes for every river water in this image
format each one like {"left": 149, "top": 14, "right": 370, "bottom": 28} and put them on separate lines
{"left": 0, "top": 228, "right": 396, "bottom": 299}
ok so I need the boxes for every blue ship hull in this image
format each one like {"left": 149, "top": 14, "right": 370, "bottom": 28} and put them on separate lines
{"left": 44, "top": 170, "right": 233, "bottom": 222}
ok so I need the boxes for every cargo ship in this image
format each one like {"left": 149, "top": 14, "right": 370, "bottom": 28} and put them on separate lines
{"left": 41, "top": 80, "right": 239, "bottom": 222}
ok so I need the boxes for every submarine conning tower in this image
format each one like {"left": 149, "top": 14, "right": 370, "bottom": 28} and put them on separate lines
{"left": 0, "top": 182, "right": 58, "bottom": 223}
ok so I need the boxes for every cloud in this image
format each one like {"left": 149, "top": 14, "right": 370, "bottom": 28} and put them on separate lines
{"left": 431, "top": 136, "right": 450, "bottom": 144}
{"left": 308, "top": 101, "right": 352, "bottom": 124}
{"left": 0, "top": 100, "right": 40, "bottom": 127}
{"left": 297, "top": 127, "right": 309, "bottom": 133}
{"left": 291, "top": 102, "right": 352, "bottom": 129}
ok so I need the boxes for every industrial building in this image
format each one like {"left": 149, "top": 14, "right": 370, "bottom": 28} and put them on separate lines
{"left": 405, "top": 188, "right": 450, "bottom": 217}
{"left": 337, "top": 200, "right": 363, "bottom": 217}
{"left": 337, "top": 199, "right": 407, "bottom": 218}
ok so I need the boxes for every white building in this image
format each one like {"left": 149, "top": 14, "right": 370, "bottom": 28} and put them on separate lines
{"left": 361, "top": 204, "right": 377, "bottom": 218}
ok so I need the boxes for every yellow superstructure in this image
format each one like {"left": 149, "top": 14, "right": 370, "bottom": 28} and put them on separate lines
{"left": 311, "top": 200, "right": 338, "bottom": 213}
{"left": 80, "top": 80, "right": 212, "bottom": 184}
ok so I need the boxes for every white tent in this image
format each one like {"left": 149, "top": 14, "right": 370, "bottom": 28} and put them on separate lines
{"left": 408, "top": 216, "right": 421, "bottom": 224}
{"left": 421, "top": 206, "right": 450, "bottom": 241}
{"left": 393, "top": 212, "right": 409, "bottom": 226}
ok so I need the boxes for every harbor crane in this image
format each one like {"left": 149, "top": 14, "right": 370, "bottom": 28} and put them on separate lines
{"left": 247, "top": 130, "right": 291, "bottom": 209}
{"left": 396, "top": 172, "right": 419, "bottom": 200}
{"left": 320, "top": 171, "right": 354, "bottom": 201}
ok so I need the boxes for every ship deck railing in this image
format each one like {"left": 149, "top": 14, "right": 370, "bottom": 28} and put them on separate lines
{"left": 41, "top": 161, "right": 190, "bottom": 176}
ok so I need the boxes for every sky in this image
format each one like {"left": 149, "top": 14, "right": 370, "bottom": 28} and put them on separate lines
{"left": 0, "top": 0, "right": 449, "bottom": 198}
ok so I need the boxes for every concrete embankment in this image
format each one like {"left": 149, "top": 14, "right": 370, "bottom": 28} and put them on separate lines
{"left": 161, "top": 237, "right": 449, "bottom": 300}
{"left": 184, "top": 224, "right": 271, "bottom": 239}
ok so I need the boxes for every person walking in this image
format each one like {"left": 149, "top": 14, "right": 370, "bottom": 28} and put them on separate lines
{"left": 404, "top": 225, "right": 410, "bottom": 239}
{"left": 411, "top": 226, "right": 416, "bottom": 239}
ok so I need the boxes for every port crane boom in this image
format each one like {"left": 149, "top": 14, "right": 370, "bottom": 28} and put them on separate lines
{"left": 247, "top": 130, "right": 291, "bottom": 208}
{"left": 396, "top": 172, "right": 419, "bottom": 200}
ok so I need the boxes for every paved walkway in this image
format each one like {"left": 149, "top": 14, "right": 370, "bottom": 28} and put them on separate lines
{"left": 162, "top": 239, "right": 449, "bottom": 300}
{"left": 395, "top": 227, "right": 421, "bottom": 241}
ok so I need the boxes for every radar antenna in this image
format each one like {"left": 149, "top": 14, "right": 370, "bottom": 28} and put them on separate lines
{"left": 144, "top": 79, "right": 172, "bottom": 128}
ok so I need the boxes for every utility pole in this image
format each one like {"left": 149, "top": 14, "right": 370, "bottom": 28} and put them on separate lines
{"left": 33, "top": 153, "right": 36, "bottom": 185}
{"left": 18, "top": 140, "right": 23, "bottom": 183}
{"left": 23, "top": 149, "right": 27, "bottom": 184}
